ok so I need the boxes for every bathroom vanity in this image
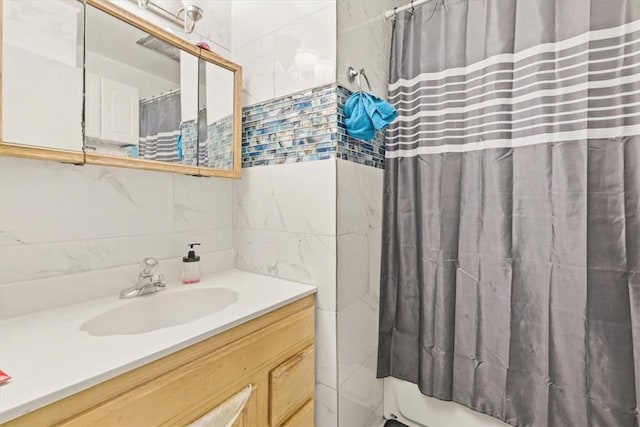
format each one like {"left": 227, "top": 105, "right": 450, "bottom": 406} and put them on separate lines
{"left": 0, "top": 272, "right": 316, "bottom": 426}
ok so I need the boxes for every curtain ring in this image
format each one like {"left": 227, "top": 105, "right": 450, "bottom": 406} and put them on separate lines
{"left": 137, "top": 0, "right": 149, "bottom": 7}
{"left": 410, "top": 0, "right": 415, "bottom": 15}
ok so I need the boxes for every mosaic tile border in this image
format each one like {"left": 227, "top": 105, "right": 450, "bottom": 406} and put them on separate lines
{"left": 241, "top": 85, "right": 338, "bottom": 168}
{"left": 241, "top": 84, "right": 385, "bottom": 169}
{"left": 336, "top": 85, "right": 385, "bottom": 169}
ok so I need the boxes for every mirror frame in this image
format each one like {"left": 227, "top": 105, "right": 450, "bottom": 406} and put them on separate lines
{"left": 0, "top": 0, "right": 242, "bottom": 178}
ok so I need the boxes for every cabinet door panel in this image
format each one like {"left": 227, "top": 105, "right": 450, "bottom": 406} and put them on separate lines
{"left": 100, "top": 78, "right": 139, "bottom": 145}
{"left": 282, "top": 399, "right": 314, "bottom": 427}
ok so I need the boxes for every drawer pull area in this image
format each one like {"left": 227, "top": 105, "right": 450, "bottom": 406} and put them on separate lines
{"left": 269, "top": 345, "right": 314, "bottom": 426}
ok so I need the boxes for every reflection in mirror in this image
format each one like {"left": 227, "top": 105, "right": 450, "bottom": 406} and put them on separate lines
{"left": 197, "top": 59, "right": 235, "bottom": 170}
{"left": 2, "top": 0, "right": 84, "bottom": 151}
{"left": 84, "top": 4, "right": 199, "bottom": 165}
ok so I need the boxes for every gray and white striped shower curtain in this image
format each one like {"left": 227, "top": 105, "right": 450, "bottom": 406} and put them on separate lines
{"left": 377, "top": 1, "right": 640, "bottom": 426}
{"left": 139, "top": 90, "right": 182, "bottom": 162}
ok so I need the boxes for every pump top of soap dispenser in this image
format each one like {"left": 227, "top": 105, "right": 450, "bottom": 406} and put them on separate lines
{"left": 183, "top": 243, "right": 201, "bottom": 262}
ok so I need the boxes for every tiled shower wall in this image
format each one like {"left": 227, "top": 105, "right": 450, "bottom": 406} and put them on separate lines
{"left": 232, "top": 1, "right": 396, "bottom": 425}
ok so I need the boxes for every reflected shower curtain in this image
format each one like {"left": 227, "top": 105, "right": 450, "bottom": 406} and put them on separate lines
{"left": 139, "top": 90, "right": 182, "bottom": 163}
{"left": 377, "top": 1, "right": 640, "bottom": 426}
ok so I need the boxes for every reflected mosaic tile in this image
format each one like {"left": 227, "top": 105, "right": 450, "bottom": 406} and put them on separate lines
{"left": 241, "top": 84, "right": 385, "bottom": 169}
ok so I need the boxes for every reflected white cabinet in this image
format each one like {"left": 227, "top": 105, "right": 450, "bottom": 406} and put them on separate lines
{"left": 85, "top": 73, "right": 139, "bottom": 146}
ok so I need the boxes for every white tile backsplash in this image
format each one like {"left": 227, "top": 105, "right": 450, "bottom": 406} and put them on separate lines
{"left": 0, "top": 240, "right": 89, "bottom": 284}
{"left": 0, "top": 250, "right": 235, "bottom": 319}
{"left": 173, "top": 174, "right": 233, "bottom": 232}
{"left": 0, "top": 157, "right": 234, "bottom": 310}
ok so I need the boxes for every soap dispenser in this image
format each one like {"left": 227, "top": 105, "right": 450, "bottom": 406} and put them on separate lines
{"left": 182, "top": 243, "right": 201, "bottom": 285}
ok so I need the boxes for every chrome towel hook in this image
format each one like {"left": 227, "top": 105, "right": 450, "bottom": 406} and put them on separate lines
{"left": 347, "top": 67, "right": 372, "bottom": 93}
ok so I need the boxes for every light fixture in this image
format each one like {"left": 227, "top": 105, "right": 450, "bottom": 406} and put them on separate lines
{"left": 129, "top": 0, "right": 202, "bottom": 34}
{"left": 177, "top": 0, "right": 203, "bottom": 34}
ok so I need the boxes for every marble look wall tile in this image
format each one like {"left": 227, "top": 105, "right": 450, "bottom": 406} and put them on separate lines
{"left": 337, "top": 0, "right": 397, "bottom": 98}
{"left": 337, "top": 326, "right": 384, "bottom": 427}
{"left": 85, "top": 166, "right": 175, "bottom": 239}
{"left": 173, "top": 174, "right": 232, "bottom": 232}
{"left": 234, "top": 228, "right": 335, "bottom": 310}
{"left": 368, "top": 227, "right": 383, "bottom": 299}
{"left": 338, "top": 393, "right": 379, "bottom": 427}
{"left": 0, "top": 156, "right": 233, "bottom": 289}
{"left": 279, "top": 233, "right": 336, "bottom": 311}
{"left": 0, "top": 250, "right": 235, "bottom": 319}
{"left": 0, "top": 241, "right": 89, "bottom": 284}
{"left": 316, "top": 308, "right": 338, "bottom": 388}
{"left": 274, "top": 6, "right": 336, "bottom": 99}
{"left": 0, "top": 157, "right": 91, "bottom": 244}
{"left": 339, "top": 352, "right": 383, "bottom": 410}
{"left": 337, "top": 158, "right": 384, "bottom": 235}
{"left": 234, "top": 228, "right": 279, "bottom": 276}
{"left": 233, "top": 160, "right": 336, "bottom": 235}
{"left": 87, "top": 228, "right": 232, "bottom": 271}
{"left": 234, "top": 34, "right": 275, "bottom": 106}
{"left": 232, "top": 0, "right": 334, "bottom": 48}
{"left": 315, "top": 383, "right": 339, "bottom": 427}
{"left": 0, "top": 158, "right": 176, "bottom": 243}
{"left": 196, "top": 1, "right": 232, "bottom": 51}
{"left": 337, "top": 232, "right": 369, "bottom": 310}
{"left": 337, "top": 293, "right": 379, "bottom": 386}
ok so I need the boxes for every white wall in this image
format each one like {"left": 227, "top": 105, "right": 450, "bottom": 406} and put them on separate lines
{"left": 232, "top": 160, "right": 339, "bottom": 426}
{"left": 231, "top": 1, "right": 337, "bottom": 106}
{"left": 336, "top": 159, "right": 385, "bottom": 427}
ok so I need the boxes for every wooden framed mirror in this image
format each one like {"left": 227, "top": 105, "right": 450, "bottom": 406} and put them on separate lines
{"left": 0, "top": 0, "right": 242, "bottom": 178}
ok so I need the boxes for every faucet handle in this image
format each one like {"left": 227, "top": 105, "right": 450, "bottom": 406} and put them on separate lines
{"left": 152, "top": 273, "right": 166, "bottom": 288}
{"left": 139, "top": 257, "right": 159, "bottom": 277}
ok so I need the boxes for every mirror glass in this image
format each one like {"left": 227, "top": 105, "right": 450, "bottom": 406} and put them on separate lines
{"left": 84, "top": 4, "right": 199, "bottom": 165}
{"left": 197, "top": 59, "right": 235, "bottom": 170}
{"left": 2, "top": 0, "right": 84, "bottom": 151}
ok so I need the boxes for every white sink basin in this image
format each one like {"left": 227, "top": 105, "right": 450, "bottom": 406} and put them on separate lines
{"left": 80, "top": 288, "right": 239, "bottom": 336}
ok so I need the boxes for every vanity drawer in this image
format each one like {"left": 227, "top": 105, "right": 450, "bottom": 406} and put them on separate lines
{"left": 269, "top": 345, "right": 314, "bottom": 426}
{"left": 282, "top": 399, "right": 314, "bottom": 427}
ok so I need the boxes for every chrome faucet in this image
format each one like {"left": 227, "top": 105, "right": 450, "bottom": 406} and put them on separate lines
{"left": 119, "top": 257, "right": 166, "bottom": 299}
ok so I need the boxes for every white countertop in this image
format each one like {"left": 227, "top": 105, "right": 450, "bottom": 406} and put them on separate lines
{"left": 0, "top": 270, "right": 315, "bottom": 423}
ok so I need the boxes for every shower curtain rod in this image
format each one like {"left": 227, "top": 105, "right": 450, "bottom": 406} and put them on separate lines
{"left": 384, "top": 0, "right": 443, "bottom": 19}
